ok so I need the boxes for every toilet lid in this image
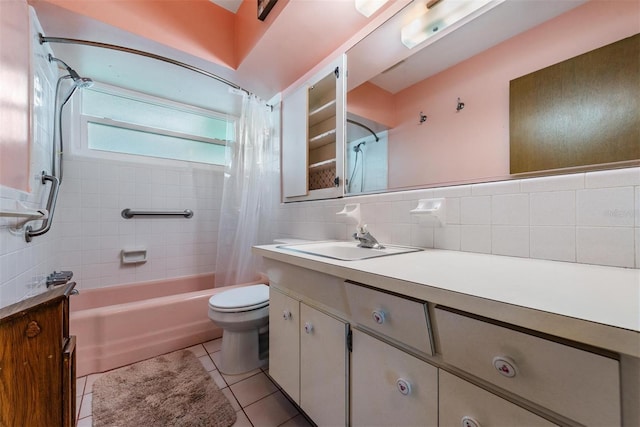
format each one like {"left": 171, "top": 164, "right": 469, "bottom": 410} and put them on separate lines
{"left": 208, "top": 284, "right": 269, "bottom": 312}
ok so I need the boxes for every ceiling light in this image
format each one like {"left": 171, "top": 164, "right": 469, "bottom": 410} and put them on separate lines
{"left": 355, "top": 0, "right": 388, "bottom": 18}
{"left": 401, "top": 0, "right": 495, "bottom": 49}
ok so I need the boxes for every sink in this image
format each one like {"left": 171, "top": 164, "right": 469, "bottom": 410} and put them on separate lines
{"left": 277, "top": 241, "right": 422, "bottom": 261}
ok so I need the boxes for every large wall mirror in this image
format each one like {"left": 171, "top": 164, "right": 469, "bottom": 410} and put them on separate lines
{"left": 344, "top": 0, "right": 639, "bottom": 195}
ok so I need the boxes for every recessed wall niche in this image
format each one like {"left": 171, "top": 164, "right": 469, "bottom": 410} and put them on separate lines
{"left": 509, "top": 33, "right": 639, "bottom": 174}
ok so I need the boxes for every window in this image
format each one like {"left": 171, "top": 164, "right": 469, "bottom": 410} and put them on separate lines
{"left": 76, "top": 83, "right": 234, "bottom": 165}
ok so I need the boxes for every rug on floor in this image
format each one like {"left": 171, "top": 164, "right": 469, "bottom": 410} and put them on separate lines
{"left": 92, "top": 350, "right": 237, "bottom": 427}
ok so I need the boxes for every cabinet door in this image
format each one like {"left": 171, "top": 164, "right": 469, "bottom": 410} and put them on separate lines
{"left": 282, "top": 55, "right": 346, "bottom": 202}
{"left": 282, "top": 84, "right": 309, "bottom": 198}
{"left": 351, "top": 329, "right": 438, "bottom": 427}
{"left": 268, "top": 287, "right": 300, "bottom": 403}
{"left": 300, "top": 303, "right": 349, "bottom": 427}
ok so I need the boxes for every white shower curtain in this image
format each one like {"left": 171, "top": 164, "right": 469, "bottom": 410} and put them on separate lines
{"left": 214, "top": 93, "right": 278, "bottom": 287}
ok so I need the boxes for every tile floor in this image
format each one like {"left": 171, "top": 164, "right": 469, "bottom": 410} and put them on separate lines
{"left": 75, "top": 338, "right": 313, "bottom": 427}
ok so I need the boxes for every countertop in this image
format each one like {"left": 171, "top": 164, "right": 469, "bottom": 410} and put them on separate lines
{"left": 254, "top": 243, "right": 640, "bottom": 357}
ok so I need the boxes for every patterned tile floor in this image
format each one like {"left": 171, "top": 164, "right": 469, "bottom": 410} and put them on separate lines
{"left": 75, "top": 338, "right": 312, "bottom": 427}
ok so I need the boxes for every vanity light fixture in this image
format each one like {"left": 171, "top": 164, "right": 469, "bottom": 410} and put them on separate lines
{"left": 401, "top": 0, "right": 494, "bottom": 49}
{"left": 355, "top": 0, "right": 388, "bottom": 17}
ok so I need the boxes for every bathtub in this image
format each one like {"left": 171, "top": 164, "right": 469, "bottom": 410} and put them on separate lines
{"left": 70, "top": 273, "right": 267, "bottom": 377}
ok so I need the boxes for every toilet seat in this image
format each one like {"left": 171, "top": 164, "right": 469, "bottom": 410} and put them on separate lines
{"left": 208, "top": 284, "right": 269, "bottom": 313}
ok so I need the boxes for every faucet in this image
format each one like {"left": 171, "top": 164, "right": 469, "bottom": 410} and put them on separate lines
{"left": 353, "top": 225, "right": 385, "bottom": 249}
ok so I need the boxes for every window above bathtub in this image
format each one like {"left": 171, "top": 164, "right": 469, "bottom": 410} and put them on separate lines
{"left": 71, "top": 82, "right": 236, "bottom": 166}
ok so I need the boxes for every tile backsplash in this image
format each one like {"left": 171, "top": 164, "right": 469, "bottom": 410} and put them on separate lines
{"left": 273, "top": 167, "right": 640, "bottom": 269}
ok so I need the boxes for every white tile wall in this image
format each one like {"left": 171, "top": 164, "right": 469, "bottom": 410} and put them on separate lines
{"left": 53, "top": 157, "right": 223, "bottom": 291}
{"left": 273, "top": 167, "right": 640, "bottom": 269}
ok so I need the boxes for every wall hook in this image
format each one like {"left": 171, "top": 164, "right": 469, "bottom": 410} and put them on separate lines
{"left": 456, "top": 97, "right": 465, "bottom": 112}
{"left": 419, "top": 111, "right": 427, "bottom": 124}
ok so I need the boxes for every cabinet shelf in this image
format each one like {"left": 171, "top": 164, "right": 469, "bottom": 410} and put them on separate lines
{"left": 309, "top": 129, "right": 336, "bottom": 149}
{"left": 309, "top": 100, "right": 336, "bottom": 127}
{"left": 309, "top": 158, "right": 336, "bottom": 171}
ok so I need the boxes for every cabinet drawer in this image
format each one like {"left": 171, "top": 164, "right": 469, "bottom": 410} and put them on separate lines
{"left": 345, "top": 281, "right": 433, "bottom": 355}
{"left": 351, "top": 329, "right": 438, "bottom": 427}
{"left": 440, "top": 370, "right": 557, "bottom": 427}
{"left": 434, "top": 307, "right": 621, "bottom": 426}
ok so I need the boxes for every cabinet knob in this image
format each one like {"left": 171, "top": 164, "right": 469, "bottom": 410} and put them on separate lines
{"left": 304, "top": 322, "right": 313, "bottom": 334}
{"left": 492, "top": 356, "right": 518, "bottom": 378}
{"left": 371, "top": 310, "right": 386, "bottom": 325}
{"left": 282, "top": 310, "right": 292, "bottom": 320}
{"left": 461, "top": 416, "right": 481, "bottom": 427}
{"left": 396, "top": 378, "right": 412, "bottom": 396}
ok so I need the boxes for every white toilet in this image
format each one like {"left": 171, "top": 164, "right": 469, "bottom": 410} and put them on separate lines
{"left": 208, "top": 284, "right": 270, "bottom": 375}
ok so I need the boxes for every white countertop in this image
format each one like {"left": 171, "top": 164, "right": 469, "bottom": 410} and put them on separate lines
{"left": 254, "top": 243, "right": 640, "bottom": 357}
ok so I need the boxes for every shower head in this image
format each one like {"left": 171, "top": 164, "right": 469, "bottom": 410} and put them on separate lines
{"left": 48, "top": 54, "right": 94, "bottom": 88}
{"left": 354, "top": 142, "right": 366, "bottom": 152}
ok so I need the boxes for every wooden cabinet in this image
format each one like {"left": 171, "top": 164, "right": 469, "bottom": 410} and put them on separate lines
{"left": 282, "top": 55, "right": 346, "bottom": 202}
{"left": 351, "top": 329, "right": 438, "bottom": 427}
{"left": 269, "top": 286, "right": 349, "bottom": 426}
{"left": 0, "top": 282, "right": 77, "bottom": 427}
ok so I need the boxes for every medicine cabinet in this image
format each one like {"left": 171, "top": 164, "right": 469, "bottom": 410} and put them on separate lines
{"left": 282, "top": 55, "right": 346, "bottom": 202}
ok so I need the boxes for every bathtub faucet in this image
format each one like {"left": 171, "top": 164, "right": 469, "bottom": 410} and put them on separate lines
{"left": 46, "top": 270, "right": 74, "bottom": 288}
{"left": 353, "top": 225, "right": 385, "bottom": 249}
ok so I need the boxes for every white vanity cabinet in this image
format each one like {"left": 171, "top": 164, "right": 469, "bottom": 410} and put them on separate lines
{"left": 268, "top": 286, "right": 349, "bottom": 426}
{"left": 282, "top": 55, "right": 346, "bottom": 202}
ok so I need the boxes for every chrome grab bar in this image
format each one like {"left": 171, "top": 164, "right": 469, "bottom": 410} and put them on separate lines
{"left": 121, "top": 208, "right": 194, "bottom": 219}
{"left": 25, "top": 171, "right": 60, "bottom": 242}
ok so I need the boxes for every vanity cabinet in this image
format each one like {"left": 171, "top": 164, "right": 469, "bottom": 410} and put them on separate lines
{"left": 259, "top": 253, "right": 632, "bottom": 427}
{"left": 269, "top": 286, "right": 349, "bottom": 426}
{"left": 282, "top": 55, "right": 346, "bottom": 202}
{"left": 0, "top": 282, "right": 77, "bottom": 427}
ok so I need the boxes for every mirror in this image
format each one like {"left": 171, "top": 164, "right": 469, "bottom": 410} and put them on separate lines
{"left": 345, "top": 0, "right": 639, "bottom": 194}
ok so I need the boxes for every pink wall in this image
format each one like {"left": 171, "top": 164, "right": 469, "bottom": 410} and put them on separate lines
{"left": 347, "top": 82, "right": 397, "bottom": 128}
{"left": 0, "top": 0, "right": 31, "bottom": 192}
{"left": 34, "top": 0, "right": 237, "bottom": 68}
{"left": 387, "top": 0, "right": 640, "bottom": 189}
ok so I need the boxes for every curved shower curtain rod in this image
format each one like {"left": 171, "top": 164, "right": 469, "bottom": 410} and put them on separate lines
{"left": 347, "top": 118, "right": 379, "bottom": 142}
{"left": 39, "top": 34, "right": 251, "bottom": 96}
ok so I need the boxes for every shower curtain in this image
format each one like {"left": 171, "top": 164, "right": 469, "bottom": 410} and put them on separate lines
{"left": 214, "top": 93, "right": 278, "bottom": 287}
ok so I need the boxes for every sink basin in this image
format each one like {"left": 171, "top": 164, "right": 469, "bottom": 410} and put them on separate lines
{"left": 277, "top": 241, "right": 422, "bottom": 261}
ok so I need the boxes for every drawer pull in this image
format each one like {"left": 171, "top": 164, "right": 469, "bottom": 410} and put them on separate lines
{"left": 282, "top": 310, "right": 292, "bottom": 320}
{"left": 492, "top": 356, "right": 518, "bottom": 378}
{"left": 304, "top": 322, "right": 314, "bottom": 334}
{"left": 396, "top": 378, "right": 412, "bottom": 396}
{"left": 461, "top": 416, "right": 481, "bottom": 427}
{"left": 371, "top": 310, "right": 386, "bottom": 324}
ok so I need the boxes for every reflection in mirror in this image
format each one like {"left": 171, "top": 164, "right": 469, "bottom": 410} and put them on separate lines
{"left": 345, "top": 0, "right": 639, "bottom": 194}
{"left": 346, "top": 114, "right": 388, "bottom": 194}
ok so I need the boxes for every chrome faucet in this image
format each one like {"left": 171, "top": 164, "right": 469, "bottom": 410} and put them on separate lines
{"left": 353, "top": 225, "right": 385, "bottom": 249}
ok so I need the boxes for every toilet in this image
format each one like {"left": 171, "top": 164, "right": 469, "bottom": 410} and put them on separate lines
{"left": 208, "top": 284, "right": 270, "bottom": 375}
